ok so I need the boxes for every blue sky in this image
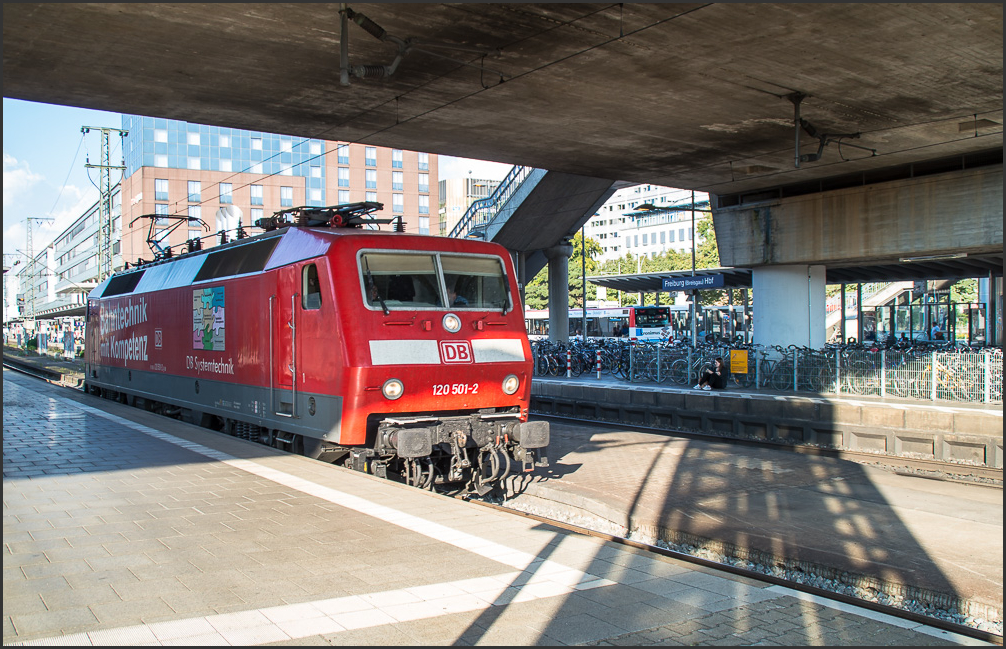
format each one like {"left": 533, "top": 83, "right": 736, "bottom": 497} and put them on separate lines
{"left": 2, "top": 97, "right": 511, "bottom": 260}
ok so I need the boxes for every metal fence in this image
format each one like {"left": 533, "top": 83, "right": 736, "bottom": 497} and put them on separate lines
{"left": 531, "top": 340, "right": 1003, "bottom": 405}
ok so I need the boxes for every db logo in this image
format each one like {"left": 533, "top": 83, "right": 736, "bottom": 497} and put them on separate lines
{"left": 439, "top": 340, "right": 473, "bottom": 364}
{"left": 154, "top": 329, "right": 163, "bottom": 348}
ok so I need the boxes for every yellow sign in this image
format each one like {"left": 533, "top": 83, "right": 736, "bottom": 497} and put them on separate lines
{"left": 730, "top": 349, "right": 748, "bottom": 373}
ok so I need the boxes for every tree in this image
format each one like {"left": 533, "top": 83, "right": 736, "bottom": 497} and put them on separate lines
{"left": 590, "top": 216, "right": 729, "bottom": 306}
{"left": 523, "top": 232, "right": 602, "bottom": 310}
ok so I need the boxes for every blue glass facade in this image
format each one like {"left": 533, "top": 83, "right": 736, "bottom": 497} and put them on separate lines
{"left": 121, "top": 115, "right": 326, "bottom": 205}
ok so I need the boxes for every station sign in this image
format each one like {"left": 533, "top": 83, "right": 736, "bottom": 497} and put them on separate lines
{"left": 662, "top": 274, "right": 725, "bottom": 291}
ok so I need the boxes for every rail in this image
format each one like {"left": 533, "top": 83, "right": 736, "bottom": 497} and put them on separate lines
{"left": 448, "top": 165, "right": 536, "bottom": 239}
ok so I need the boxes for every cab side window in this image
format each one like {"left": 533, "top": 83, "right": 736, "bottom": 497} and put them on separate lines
{"left": 302, "top": 264, "right": 322, "bottom": 310}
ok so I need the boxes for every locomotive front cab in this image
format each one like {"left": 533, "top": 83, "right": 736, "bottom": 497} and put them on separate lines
{"left": 348, "top": 243, "right": 549, "bottom": 493}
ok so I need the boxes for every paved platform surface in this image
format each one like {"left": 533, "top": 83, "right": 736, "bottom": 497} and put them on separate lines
{"left": 506, "top": 419, "right": 1003, "bottom": 615}
{"left": 2, "top": 369, "right": 990, "bottom": 646}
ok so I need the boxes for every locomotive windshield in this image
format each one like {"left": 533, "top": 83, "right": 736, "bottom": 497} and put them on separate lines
{"left": 360, "top": 251, "right": 510, "bottom": 311}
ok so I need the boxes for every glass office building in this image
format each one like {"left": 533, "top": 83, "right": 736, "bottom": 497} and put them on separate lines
{"left": 118, "top": 115, "right": 438, "bottom": 265}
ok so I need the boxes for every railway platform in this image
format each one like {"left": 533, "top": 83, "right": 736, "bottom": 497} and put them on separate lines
{"left": 2, "top": 368, "right": 993, "bottom": 646}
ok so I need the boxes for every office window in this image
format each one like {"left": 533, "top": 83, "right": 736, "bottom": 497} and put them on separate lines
{"left": 392, "top": 194, "right": 404, "bottom": 213}
{"left": 187, "top": 205, "right": 201, "bottom": 220}
{"left": 154, "top": 129, "right": 168, "bottom": 143}
{"left": 251, "top": 137, "right": 262, "bottom": 150}
{"left": 154, "top": 155, "right": 168, "bottom": 168}
{"left": 338, "top": 167, "right": 350, "bottom": 187}
{"left": 187, "top": 228, "right": 202, "bottom": 241}
{"left": 310, "top": 165, "right": 322, "bottom": 178}
{"left": 154, "top": 203, "right": 168, "bottom": 216}
{"left": 418, "top": 195, "right": 429, "bottom": 215}
{"left": 339, "top": 190, "right": 350, "bottom": 203}
{"left": 250, "top": 184, "right": 263, "bottom": 206}
{"left": 337, "top": 144, "right": 349, "bottom": 164}
{"left": 365, "top": 169, "right": 377, "bottom": 189}
{"left": 669, "top": 230, "right": 675, "bottom": 242}
{"left": 365, "top": 146, "right": 377, "bottom": 166}
{"left": 392, "top": 149, "right": 403, "bottom": 168}
{"left": 366, "top": 191, "right": 377, "bottom": 202}
{"left": 281, "top": 186, "right": 293, "bottom": 207}
{"left": 392, "top": 171, "right": 403, "bottom": 191}
{"left": 310, "top": 188, "right": 322, "bottom": 202}
{"left": 220, "top": 183, "right": 233, "bottom": 204}
{"left": 252, "top": 162, "right": 263, "bottom": 174}
{"left": 219, "top": 135, "right": 230, "bottom": 148}
{"left": 251, "top": 208, "right": 264, "bottom": 223}
{"left": 280, "top": 139, "right": 292, "bottom": 152}
{"left": 188, "top": 181, "right": 201, "bottom": 203}
{"left": 418, "top": 173, "right": 429, "bottom": 193}
{"left": 220, "top": 159, "right": 232, "bottom": 172}
{"left": 309, "top": 141, "right": 322, "bottom": 155}
{"left": 642, "top": 233, "right": 647, "bottom": 245}
{"left": 188, "top": 157, "right": 200, "bottom": 170}
{"left": 280, "top": 164, "right": 293, "bottom": 176}
{"left": 660, "top": 231, "right": 666, "bottom": 244}
{"left": 634, "top": 235, "right": 639, "bottom": 247}
{"left": 187, "top": 132, "right": 200, "bottom": 146}
{"left": 418, "top": 216, "right": 429, "bottom": 235}
{"left": 154, "top": 179, "right": 169, "bottom": 201}
{"left": 418, "top": 152, "right": 429, "bottom": 171}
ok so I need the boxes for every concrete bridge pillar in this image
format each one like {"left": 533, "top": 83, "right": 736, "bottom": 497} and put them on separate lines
{"left": 545, "top": 241, "right": 574, "bottom": 343}
{"left": 752, "top": 265, "right": 827, "bottom": 349}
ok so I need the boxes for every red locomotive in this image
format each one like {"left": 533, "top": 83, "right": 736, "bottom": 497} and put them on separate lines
{"left": 84, "top": 203, "right": 548, "bottom": 494}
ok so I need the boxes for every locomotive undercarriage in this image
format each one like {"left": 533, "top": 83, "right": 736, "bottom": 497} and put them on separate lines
{"left": 370, "top": 410, "right": 549, "bottom": 494}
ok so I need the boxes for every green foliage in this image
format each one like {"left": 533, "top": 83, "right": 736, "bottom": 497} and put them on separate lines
{"left": 951, "top": 279, "right": 977, "bottom": 304}
{"left": 523, "top": 232, "right": 602, "bottom": 310}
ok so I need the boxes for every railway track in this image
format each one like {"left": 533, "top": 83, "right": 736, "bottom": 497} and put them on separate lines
{"left": 6, "top": 353, "right": 1000, "bottom": 485}
{"left": 467, "top": 496, "right": 1003, "bottom": 646}
{"left": 537, "top": 412, "right": 1004, "bottom": 487}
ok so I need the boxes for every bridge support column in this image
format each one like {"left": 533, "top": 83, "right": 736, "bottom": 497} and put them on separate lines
{"left": 752, "top": 265, "right": 827, "bottom": 349}
{"left": 545, "top": 241, "right": 574, "bottom": 343}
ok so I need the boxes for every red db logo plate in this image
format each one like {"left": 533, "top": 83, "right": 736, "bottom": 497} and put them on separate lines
{"left": 439, "top": 341, "right": 474, "bottom": 364}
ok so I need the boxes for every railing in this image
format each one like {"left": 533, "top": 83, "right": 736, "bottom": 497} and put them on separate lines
{"left": 531, "top": 338, "right": 1004, "bottom": 404}
{"left": 448, "top": 165, "right": 535, "bottom": 239}
{"left": 826, "top": 281, "right": 910, "bottom": 313}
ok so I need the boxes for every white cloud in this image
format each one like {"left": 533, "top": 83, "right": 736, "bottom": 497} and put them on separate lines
{"left": 46, "top": 185, "right": 92, "bottom": 236}
{"left": 4, "top": 221, "right": 27, "bottom": 257}
{"left": 3, "top": 152, "right": 44, "bottom": 208}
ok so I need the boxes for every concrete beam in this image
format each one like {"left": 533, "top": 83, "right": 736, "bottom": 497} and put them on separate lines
{"left": 712, "top": 165, "right": 1003, "bottom": 268}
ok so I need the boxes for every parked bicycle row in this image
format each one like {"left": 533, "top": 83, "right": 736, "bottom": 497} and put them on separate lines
{"left": 529, "top": 338, "right": 1003, "bottom": 404}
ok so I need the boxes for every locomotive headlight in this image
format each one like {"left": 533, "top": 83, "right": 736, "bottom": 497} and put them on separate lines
{"left": 382, "top": 378, "right": 404, "bottom": 400}
{"left": 502, "top": 374, "right": 520, "bottom": 395}
{"left": 442, "top": 313, "right": 462, "bottom": 333}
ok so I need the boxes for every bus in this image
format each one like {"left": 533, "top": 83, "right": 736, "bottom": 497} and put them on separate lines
{"left": 525, "top": 304, "right": 751, "bottom": 343}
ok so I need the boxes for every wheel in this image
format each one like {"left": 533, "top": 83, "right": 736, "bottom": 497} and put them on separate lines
{"left": 669, "top": 358, "right": 690, "bottom": 385}
{"left": 770, "top": 363, "right": 794, "bottom": 391}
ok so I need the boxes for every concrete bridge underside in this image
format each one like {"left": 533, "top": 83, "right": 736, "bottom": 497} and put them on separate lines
{"left": 3, "top": 3, "right": 1002, "bottom": 330}
{"left": 4, "top": 4, "right": 1000, "bottom": 198}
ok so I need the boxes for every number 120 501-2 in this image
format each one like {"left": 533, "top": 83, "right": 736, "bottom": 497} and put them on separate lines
{"left": 433, "top": 383, "right": 479, "bottom": 395}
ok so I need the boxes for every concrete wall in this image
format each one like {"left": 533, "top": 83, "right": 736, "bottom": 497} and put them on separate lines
{"left": 752, "top": 265, "right": 827, "bottom": 349}
{"left": 531, "top": 381, "right": 1004, "bottom": 469}
{"left": 713, "top": 165, "right": 1003, "bottom": 268}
